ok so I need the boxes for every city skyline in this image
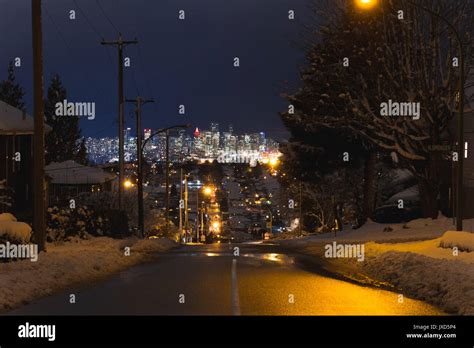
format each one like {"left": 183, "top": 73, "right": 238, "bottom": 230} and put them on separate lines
{"left": 85, "top": 121, "right": 280, "bottom": 164}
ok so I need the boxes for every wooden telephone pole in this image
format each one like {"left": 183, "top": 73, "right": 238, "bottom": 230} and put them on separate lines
{"left": 32, "top": 0, "right": 46, "bottom": 252}
{"left": 125, "top": 97, "right": 154, "bottom": 237}
{"left": 101, "top": 35, "right": 138, "bottom": 210}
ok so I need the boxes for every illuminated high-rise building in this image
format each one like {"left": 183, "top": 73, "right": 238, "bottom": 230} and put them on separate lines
{"left": 85, "top": 122, "right": 280, "bottom": 164}
{"left": 144, "top": 128, "right": 152, "bottom": 140}
{"left": 124, "top": 127, "right": 132, "bottom": 150}
{"left": 210, "top": 123, "right": 219, "bottom": 133}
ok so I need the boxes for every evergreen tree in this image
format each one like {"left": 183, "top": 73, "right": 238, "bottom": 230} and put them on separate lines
{"left": 282, "top": 0, "right": 473, "bottom": 219}
{"left": 170, "top": 184, "right": 178, "bottom": 197}
{"left": 76, "top": 138, "right": 88, "bottom": 165}
{"left": 0, "top": 61, "right": 25, "bottom": 110}
{"left": 44, "top": 74, "right": 86, "bottom": 164}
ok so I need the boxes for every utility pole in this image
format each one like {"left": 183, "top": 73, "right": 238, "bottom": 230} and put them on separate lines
{"left": 165, "top": 130, "right": 170, "bottom": 234}
{"left": 101, "top": 34, "right": 138, "bottom": 210}
{"left": 298, "top": 181, "right": 302, "bottom": 237}
{"left": 184, "top": 175, "right": 189, "bottom": 242}
{"left": 179, "top": 168, "right": 183, "bottom": 240}
{"left": 196, "top": 189, "right": 200, "bottom": 242}
{"left": 125, "top": 97, "right": 154, "bottom": 237}
{"left": 32, "top": 0, "right": 46, "bottom": 252}
{"left": 200, "top": 201, "right": 204, "bottom": 240}
{"left": 266, "top": 205, "right": 273, "bottom": 237}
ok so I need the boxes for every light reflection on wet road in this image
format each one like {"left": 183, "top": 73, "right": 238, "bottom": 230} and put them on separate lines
{"left": 7, "top": 243, "right": 443, "bottom": 316}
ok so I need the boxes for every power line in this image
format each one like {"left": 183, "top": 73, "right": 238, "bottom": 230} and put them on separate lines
{"left": 43, "top": 2, "right": 122, "bottom": 148}
{"left": 43, "top": 6, "right": 76, "bottom": 57}
{"left": 87, "top": 119, "right": 118, "bottom": 137}
{"left": 72, "top": 0, "right": 103, "bottom": 40}
{"left": 135, "top": 44, "right": 154, "bottom": 99}
{"left": 43, "top": 4, "right": 106, "bottom": 99}
{"left": 130, "top": 60, "right": 141, "bottom": 96}
{"left": 95, "top": 0, "right": 120, "bottom": 34}
{"left": 129, "top": 10, "right": 156, "bottom": 113}
{"left": 135, "top": 45, "right": 159, "bottom": 114}
{"left": 70, "top": 0, "right": 115, "bottom": 77}
{"left": 43, "top": 4, "right": 110, "bottom": 99}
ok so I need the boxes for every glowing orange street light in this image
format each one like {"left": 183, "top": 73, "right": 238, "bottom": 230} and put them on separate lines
{"left": 269, "top": 157, "right": 279, "bottom": 168}
{"left": 124, "top": 179, "right": 133, "bottom": 189}
{"left": 355, "top": 0, "right": 378, "bottom": 10}
{"left": 203, "top": 185, "right": 214, "bottom": 196}
{"left": 212, "top": 221, "right": 221, "bottom": 232}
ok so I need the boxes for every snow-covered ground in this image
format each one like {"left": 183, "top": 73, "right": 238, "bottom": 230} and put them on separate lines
{"left": 0, "top": 236, "right": 176, "bottom": 313}
{"left": 275, "top": 214, "right": 474, "bottom": 243}
{"left": 276, "top": 216, "right": 474, "bottom": 315}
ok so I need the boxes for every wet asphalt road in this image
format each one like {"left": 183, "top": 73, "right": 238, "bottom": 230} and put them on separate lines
{"left": 7, "top": 242, "right": 443, "bottom": 315}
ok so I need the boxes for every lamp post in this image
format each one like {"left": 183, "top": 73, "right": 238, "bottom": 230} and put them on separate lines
{"left": 256, "top": 198, "right": 273, "bottom": 239}
{"left": 140, "top": 124, "right": 191, "bottom": 237}
{"left": 354, "top": 0, "right": 466, "bottom": 231}
{"left": 198, "top": 185, "right": 214, "bottom": 242}
{"left": 263, "top": 202, "right": 273, "bottom": 238}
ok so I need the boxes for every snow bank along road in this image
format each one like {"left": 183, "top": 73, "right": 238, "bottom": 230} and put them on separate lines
{"left": 7, "top": 243, "right": 443, "bottom": 315}
{"left": 0, "top": 237, "right": 176, "bottom": 313}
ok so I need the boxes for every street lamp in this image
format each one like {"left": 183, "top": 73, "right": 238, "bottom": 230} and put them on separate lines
{"left": 195, "top": 185, "right": 214, "bottom": 243}
{"left": 211, "top": 221, "right": 221, "bottom": 233}
{"left": 138, "top": 124, "right": 191, "bottom": 237}
{"left": 354, "top": 0, "right": 378, "bottom": 10}
{"left": 124, "top": 179, "right": 134, "bottom": 189}
{"left": 354, "top": 0, "right": 466, "bottom": 231}
{"left": 258, "top": 199, "right": 273, "bottom": 239}
{"left": 203, "top": 185, "right": 214, "bottom": 196}
{"left": 269, "top": 158, "right": 279, "bottom": 168}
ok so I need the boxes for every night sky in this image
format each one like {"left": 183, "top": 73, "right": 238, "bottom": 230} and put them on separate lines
{"left": 0, "top": 0, "right": 312, "bottom": 140}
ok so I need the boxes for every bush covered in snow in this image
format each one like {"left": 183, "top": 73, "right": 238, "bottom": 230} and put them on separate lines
{"left": 76, "top": 191, "right": 158, "bottom": 236}
{"left": 47, "top": 206, "right": 101, "bottom": 241}
{"left": 0, "top": 221, "right": 32, "bottom": 244}
{"left": 0, "top": 213, "right": 17, "bottom": 222}
{"left": 145, "top": 216, "right": 180, "bottom": 242}
{"left": 0, "top": 212, "right": 32, "bottom": 245}
{"left": 46, "top": 205, "right": 130, "bottom": 241}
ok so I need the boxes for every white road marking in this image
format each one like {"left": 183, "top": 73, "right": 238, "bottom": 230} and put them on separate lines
{"left": 231, "top": 258, "right": 241, "bottom": 315}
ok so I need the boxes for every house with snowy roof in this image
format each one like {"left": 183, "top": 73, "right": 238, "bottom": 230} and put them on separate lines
{"left": 45, "top": 160, "right": 116, "bottom": 206}
{"left": 0, "top": 100, "right": 36, "bottom": 219}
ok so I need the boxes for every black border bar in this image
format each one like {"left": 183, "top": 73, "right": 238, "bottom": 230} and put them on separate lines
{"left": 0, "top": 315, "right": 473, "bottom": 346}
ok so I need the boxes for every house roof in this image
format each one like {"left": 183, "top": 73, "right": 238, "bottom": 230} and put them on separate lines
{"left": 0, "top": 100, "right": 34, "bottom": 135}
{"left": 0, "top": 100, "right": 52, "bottom": 135}
{"left": 45, "top": 160, "right": 116, "bottom": 185}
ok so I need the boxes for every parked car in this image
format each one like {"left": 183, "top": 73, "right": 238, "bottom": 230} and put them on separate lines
{"left": 248, "top": 223, "right": 263, "bottom": 236}
{"left": 372, "top": 203, "right": 422, "bottom": 223}
{"left": 271, "top": 225, "right": 286, "bottom": 234}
